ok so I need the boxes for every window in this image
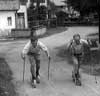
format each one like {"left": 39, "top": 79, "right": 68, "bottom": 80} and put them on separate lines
{"left": 7, "top": 17, "right": 12, "bottom": 26}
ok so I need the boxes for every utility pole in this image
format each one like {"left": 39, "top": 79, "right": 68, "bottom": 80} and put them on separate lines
{"left": 47, "top": 0, "right": 50, "bottom": 27}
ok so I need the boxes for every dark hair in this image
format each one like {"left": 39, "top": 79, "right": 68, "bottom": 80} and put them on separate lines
{"left": 31, "top": 27, "right": 36, "bottom": 31}
{"left": 73, "top": 34, "right": 80, "bottom": 39}
{"left": 30, "top": 29, "right": 38, "bottom": 41}
{"left": 30, "top": 36, "right": 38, "bottom": 42}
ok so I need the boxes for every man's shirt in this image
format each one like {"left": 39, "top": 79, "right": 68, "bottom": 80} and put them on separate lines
{"left": 22, "top": 40, "right": 49, "bottom": 55}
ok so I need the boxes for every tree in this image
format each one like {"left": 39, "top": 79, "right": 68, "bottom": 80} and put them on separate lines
{"left": 38, "top": 6, "right": 47, "bottom": 20}
{"left": 56, "top": 11, "right": 68, "bottom": 26}
{"left": 64, "top": 0, "right": 98, "bottom": 17}
{"left": 27, "top": 0, "right": 48, "bottom": 27}
{"left": 64, "top": 0, "right": 100, "bottom": 43}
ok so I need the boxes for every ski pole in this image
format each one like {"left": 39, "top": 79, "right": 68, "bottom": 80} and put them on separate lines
{"left": 48, "top": 59, "right": 50, "bottom": 80}
{"left": 91, "top": 52, "right": 98, "bottom": 84}
{"left": 23, "top": 58, "right": 26, "bottom": 82}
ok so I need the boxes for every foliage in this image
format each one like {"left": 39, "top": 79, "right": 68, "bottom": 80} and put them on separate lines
{"left": 27, "top": 3, "right": 47, "bottom": 27}
{"left": 27, "top": 0, "right": 58, "bottom": 27}
{"left": 64, "top": 0, "right": 98, "bottom": 16}
{"left": 56, "top": 11, "right": 68, "bottom": 26}
{"left": 38, "top": 6, "right": 47, "bottom": 20}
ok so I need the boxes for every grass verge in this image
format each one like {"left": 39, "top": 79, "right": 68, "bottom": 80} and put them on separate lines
{"left": 0, "top": 58, "right": 17, "bottom": 96}
{"left": 38, "top": 27, "right": 68, "bottom": 38}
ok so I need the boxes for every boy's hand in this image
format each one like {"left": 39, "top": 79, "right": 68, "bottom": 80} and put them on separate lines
{"left": 21, "top": 53, "right": 25, "bottom": 60}
{"left": 22, "top": 56, "right": 25, "bottom": 60}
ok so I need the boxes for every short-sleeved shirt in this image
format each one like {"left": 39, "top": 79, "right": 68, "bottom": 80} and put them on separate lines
{"left": 67, "top": 39, "right": 88, "bottom": 55}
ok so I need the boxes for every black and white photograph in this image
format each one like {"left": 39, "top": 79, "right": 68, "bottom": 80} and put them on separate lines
{"left": 0, "top": 0, "right": 99, "bottom": 96}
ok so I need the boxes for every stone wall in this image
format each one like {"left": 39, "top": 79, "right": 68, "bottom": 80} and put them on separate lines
{"left": 11, "top": 27, "right": 47, "bottom": 38}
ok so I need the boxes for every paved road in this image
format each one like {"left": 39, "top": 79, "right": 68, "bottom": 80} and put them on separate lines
{"left": 0, "top": 27, "right": 99, "bottom": 96}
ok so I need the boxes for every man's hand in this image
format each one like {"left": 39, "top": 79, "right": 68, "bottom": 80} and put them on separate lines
{"left": 21, "top": 53, "right": 25, "bottom": 60}
{"left": 45, "top": 51, "right": 51, "bottom": 60}
{"left": 48, "top": 56, "right": 51, "bottom": 61}
{"left": 22, "top": 56, "right": 25, "bottom": 60}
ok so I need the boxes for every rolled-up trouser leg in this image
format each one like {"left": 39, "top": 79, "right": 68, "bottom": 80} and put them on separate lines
{"left": 34, "top": 55, "right": 40, "bottom": 77}
{"left": 72, "top": 56, "right": 79, "bottom": 75}
{"left": 28, "top": 56, "right": 36, "bottom": 80}
{"left": 36, "top": 60, "right": 40, "bottom": 77}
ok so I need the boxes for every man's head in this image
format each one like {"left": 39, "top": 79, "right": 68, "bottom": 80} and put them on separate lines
{"left": 73, "top": 34, "right": 81, "bottom": 44}
{"left": 30, "top": 29, "right": 38, "bottom": 47}
{"left": 31, "top": 36, "right": 38, "bottom": 47}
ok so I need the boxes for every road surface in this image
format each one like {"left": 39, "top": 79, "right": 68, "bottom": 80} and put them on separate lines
{"left": 0, "top": 27, "right": 100, "bottom": 96}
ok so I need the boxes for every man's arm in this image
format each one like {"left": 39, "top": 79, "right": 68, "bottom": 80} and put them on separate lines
{"left": 38, "top": 41, "right": 50, "bottom": 59}
{"left": 21, "top": 41, "right": 31, "bottom": 59}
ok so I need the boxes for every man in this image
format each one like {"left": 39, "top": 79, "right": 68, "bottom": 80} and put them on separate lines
{"left": 22, "top": 34, "right": 50, "bottom": 88}
{"left": 67, "top": 34, "right": 89, "bottom": 85}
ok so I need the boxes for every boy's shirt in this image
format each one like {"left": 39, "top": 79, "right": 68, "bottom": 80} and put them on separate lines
{"left": 67, "top": 39, "right": 88, "bottom": 54}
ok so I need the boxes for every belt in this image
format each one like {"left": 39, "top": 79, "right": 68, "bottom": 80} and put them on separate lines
{"left": 27, "top": 52, "right": 40, "bottom": 55}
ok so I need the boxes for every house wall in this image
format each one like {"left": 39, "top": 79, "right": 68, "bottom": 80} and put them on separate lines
{"left": 0, "top": 11, "right": 16, "bottom": 30}
{"left": 18, "top": 5, "right": 28, "bottom": 28}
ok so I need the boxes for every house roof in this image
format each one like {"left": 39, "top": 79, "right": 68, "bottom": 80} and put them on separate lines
{"left": 0, "top": 0, "right": 20, "bottom": 11}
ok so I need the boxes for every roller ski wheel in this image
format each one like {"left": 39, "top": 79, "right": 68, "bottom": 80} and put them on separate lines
{"left": 36, "top": 75, "right": 40, "bottom": 84}
{"left": 72, "top": 72, "right": 82, "bottom": 86}
{"left": 31, "top": 78, "right": 36, "bottom": 88}
{"left": 75, "top": 79, "right": 82, "bottom": 86}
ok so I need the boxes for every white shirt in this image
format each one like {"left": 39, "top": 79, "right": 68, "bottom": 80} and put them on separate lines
{"left": 22, "top": 40, "right": 49, "bottom": 55}
{"left": 67, "top": 39, "right": 88, "bottom": 49}
{"left": 67, "top": 39, "right": 89, "bottom": 54}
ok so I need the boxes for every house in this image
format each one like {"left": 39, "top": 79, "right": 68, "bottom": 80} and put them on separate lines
{"left": 0, "top": 0, "right": 28, "bottom": 36}
{"left": 17, "top": 0, "right": 28, "bottom": 29}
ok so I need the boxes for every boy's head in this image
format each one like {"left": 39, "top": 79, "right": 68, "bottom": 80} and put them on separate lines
{"left": 73, "top": 34, "right": 81, "bottom": 44}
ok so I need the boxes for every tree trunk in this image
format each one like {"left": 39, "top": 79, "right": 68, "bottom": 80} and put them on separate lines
{"left": 97, "top": 1, "right": 100, "bottom": 43}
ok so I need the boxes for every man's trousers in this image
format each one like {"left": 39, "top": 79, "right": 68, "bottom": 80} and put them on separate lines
{"left": 28, "top": 54, "right": 40, "bottom": 80}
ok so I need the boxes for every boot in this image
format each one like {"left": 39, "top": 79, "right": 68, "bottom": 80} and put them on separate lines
{"left": 31, "top": 79, "right": 36, "bottom": 88}
{"left": 75, "top": 78, "right": 81, "bottom": 86}
{"left": 36, "top": 75, "right": 40, "bottom": 84}
{"left": 75, "top": 72, "right": 81, "bottom": 86}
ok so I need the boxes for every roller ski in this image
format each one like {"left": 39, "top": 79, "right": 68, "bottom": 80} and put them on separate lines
{"left": 30, "top": 77, "right": 36, "bottom": 88}
{"left": 72, "top": 71, "right": 82, "bottom": 86}
{"left": 36, "top": 75, "right": 40, "bottom": 84}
